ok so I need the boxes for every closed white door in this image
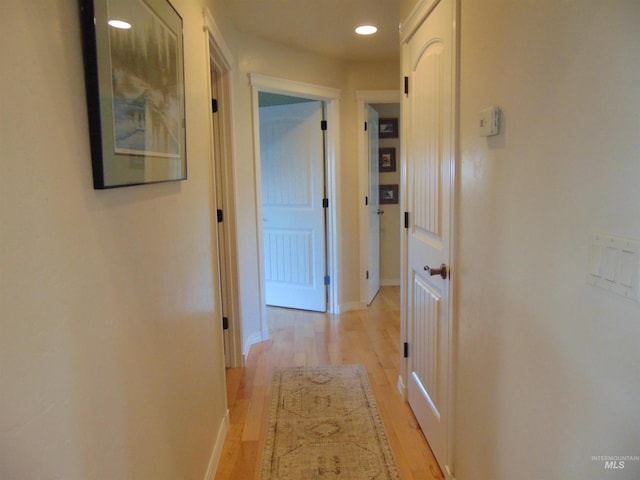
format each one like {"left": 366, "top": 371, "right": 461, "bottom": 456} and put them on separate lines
{"left": 260, "top": 101, "right": 326, "bottom": 312}
{"left": 367, "top": 106, "right": 381, "bottom": 304}
{"left": 404, "top": 0, "right": 456, "bottom": 471}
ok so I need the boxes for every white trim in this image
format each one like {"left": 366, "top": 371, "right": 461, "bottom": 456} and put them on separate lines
{"left": 400, "top": 0, "right": 441, "bottom": 43}
{"left": 355, "top": 90, "right": 401, "bottom": 307}
{"left": 397, "top": 374, "right": 406, "bottom": 398}
{"left": 337, "top": 301, "right": 367, "bottom": 313}
{"left": 203, "top": 9, "right": 243, "bottom": 368}
{"left": 250, "top": 73, "right": 342, "bottom": 100}
{"left": 249, "top": 73, "right": 342, "bottom": 315}
{"left": 381, "top": 278, "right": 401, "bottom": 287}
{"left": 203, "top": 410, "right": 230, "bottom": 480}
{"left": 204, "top": 9, "right": 234, "bottom": 71}
{"left": 243, "top": 330, "right": 267, "bottom": 358}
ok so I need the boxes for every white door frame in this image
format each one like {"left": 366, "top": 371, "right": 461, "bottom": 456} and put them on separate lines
{"left": 204, "top": 10, "right": 243, "bottom": 368}
{"left": 399, "top": 1, "right": 459, "bottom": 478}
{"left": 249, "top": 74, "right": 342, "bottom": 316}
{"left": 356, "top": 90, "right": 401, "bottom": 307}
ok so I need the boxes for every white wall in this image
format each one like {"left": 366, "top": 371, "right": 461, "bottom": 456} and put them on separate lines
{"left": 455, "top": 2, "right": 640, "bottom": 479}
{"left": 0, "top": 1, "right": 228, "bottom": 478}
{"left": 343, "top": 62, "right": 401, "bottom": 304}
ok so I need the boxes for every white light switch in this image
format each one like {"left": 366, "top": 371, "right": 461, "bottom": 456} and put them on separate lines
{"left": 479, "top": 106, "right": 500, "bottom": 137}
{"left": 588, "top": 233, "right": 640, "bottom": 302}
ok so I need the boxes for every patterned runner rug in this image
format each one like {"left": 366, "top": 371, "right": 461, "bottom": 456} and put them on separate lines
{"left": 260, "top": 364, "right": 400, "bottom": 479}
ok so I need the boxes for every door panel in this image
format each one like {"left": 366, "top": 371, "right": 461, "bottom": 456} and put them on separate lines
{"left": 260, "top": 101, "right": 326, "bottom": 312}
{"left": 405, "top": 0, "right": 455, "bottom": 471}
{"left": 367, "top": 106, "right": 381, "bottom": 304}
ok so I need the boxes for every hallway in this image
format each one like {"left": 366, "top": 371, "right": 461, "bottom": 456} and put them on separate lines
{"left": 215, "top": 287, "right": 443, "bottom": 479}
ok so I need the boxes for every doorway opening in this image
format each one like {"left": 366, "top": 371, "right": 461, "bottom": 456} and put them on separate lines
{"left": 258, "top": 93, "right": 328, "bottom": 312}
{"left": 356, "top": 91, "right": 401, "bottom": 308}
{"left": 250, "top": 74, "right": 341, "bottom": 321}
{"left": 205, "top": 10, "right": 242, "bottom": 368}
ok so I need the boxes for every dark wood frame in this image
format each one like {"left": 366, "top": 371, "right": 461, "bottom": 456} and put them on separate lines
{"left": 379, "top": 147, "right": 396, "bottom": 172}
{"left": 379, "top": 118, "right": 398, "bottom": 138}
{"left": 79, "top": 0, "right": 187, "bottom": 189}
{"left": 379, "top": 184, "right": 399, "bottom": 204}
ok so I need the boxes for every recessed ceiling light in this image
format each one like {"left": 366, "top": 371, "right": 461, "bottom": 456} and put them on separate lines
{"left": 355, "top": 25, "right": 377, "bottom": 35}
{"left": 108, "top": 19, "right": 132, "bottom": 29}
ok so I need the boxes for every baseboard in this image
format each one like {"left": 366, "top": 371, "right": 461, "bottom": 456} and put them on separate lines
{"left": 381, "top": 278, "right": 400, "bottom": 286}
{"left": 338, "top": 301, "right": 367, "bottom": 313}
{"left": 243, "top": 329, "right": 268, "bottom": 358}
{"left": 397, "top": 374, "right": 406, "bottom": 397}
{"left": 204, "top": 409, "right": 230, "bottom": 480}
{"left": 444, "top": 465, "right": 456, "bottom": 480}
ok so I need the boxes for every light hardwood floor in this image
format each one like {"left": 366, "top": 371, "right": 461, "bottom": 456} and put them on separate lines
{"left": 214, "top": 286, "right": 443, "bottom": 480}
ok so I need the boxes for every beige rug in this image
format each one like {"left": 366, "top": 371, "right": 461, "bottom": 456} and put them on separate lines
{"left": 260, "top": 364, "right": 400, "bottom": 480}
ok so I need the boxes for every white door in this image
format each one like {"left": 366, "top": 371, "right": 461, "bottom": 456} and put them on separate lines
{"left": 367, "top": 106, "right": 381, "bottom": 304}
{"left": 260, "top": 101, "right": 326, "bottom": 312}
{"left": 404, "top": 0, "right": 456, "bottom": 471}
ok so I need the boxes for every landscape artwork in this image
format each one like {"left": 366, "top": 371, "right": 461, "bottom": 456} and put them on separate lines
{"left": 108, "top": 0, "right": 180, "bottom": 158}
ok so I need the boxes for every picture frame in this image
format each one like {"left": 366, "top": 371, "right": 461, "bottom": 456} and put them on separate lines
{"left": 379, "top": 184, "right": 399, "bottom": 204}
{"left": 379, "top": 147, "right": 396, "bottom": 172}
{"left": 378, "top": 118, "right": 398, "bottom": 138}
{"left": 79, "top": 0, "right": 187, "bottom": 189}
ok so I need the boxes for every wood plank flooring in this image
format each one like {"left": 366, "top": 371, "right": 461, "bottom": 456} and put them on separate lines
{"left": 214, "top": 287, "right": 443, "bottom": 480}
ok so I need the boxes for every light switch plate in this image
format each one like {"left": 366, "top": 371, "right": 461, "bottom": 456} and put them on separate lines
{"left": 588, "top": 232, "right": 640, "bottom": 302}
{"left": 479, "top": 106, "right": 500, "bottom": 137}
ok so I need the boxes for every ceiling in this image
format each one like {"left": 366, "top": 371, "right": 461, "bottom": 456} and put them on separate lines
{"left": 220, "top": 0, "right": 401, "bottom": 61}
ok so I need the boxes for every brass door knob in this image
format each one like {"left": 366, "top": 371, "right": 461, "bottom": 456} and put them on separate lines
{"left": 424, "top": 263, "right": 447, "bottom": 279}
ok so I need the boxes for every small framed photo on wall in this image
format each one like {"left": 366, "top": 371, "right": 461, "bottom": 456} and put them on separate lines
{"left": 379, "top": 148, "right": 396, "bottom": 172}
{"left": 379, "top": 118, "right": 398, "bottom": 138}
{"left": 379, "top": 184, "right": 399, "bottom": 204}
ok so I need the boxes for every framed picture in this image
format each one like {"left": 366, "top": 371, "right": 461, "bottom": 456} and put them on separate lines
{"left": 79, "top": 0, "right": 187, "bottom": 189}
{"left": 379, "top": 118, "right": 398, "bottom": 138}
{"left": 379, "top": 184, "right": 399, "bottom": 204}
{"left": 379, "top": 148, "right": 396, "bottom": 172}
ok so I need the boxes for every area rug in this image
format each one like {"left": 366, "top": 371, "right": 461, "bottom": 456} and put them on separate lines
{"left": 260, "top": 364, "right": 400, "bottom": 480}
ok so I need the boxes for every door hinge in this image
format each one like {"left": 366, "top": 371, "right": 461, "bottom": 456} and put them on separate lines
{"left": 366, "top": 270, "right": 369, "bottom": 280}
{"left": 404, "top": 211, "right": 409, "bottom": 229}
{"left": 321, "top": 120, "right": 328, "bottom": 131}
{"left": 403, "top": 342, "right": 409, "bottom": 358}
{"left": 364, "top": 121, "right": 368, "bottom": 131}
{"left": 217, "top": 209, "right": 224, "bottom": 223}
{"left": 404, "top": 76, "right": 409, "bottom": 95}
{"left": 212, "top": 98, "right": 218, "bottom": 113}
{"left": 365, "top": 196, "right": 369, "bottom": 206}
{"left": 324, "top": 275, "right": 330, "bottom": 286}
{"left": 322, "top": 198, "right": 329, "bottom": 208}
{"left": 222, "top": 316, "right": 229, "bottom": 330}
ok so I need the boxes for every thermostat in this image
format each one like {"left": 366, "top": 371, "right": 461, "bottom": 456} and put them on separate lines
{"left": 479, "top": 106, "right": 501, "bottom": 137}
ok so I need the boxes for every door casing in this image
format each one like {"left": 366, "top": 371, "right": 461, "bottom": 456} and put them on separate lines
{"left": 204, "top": 9, "right": 242, "bottom": 368}
{"left": 250, "top": 74, "right": 341, "bottom": 324}
{"left": 356, "top": 90, "right": 401, "bottom": 309}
